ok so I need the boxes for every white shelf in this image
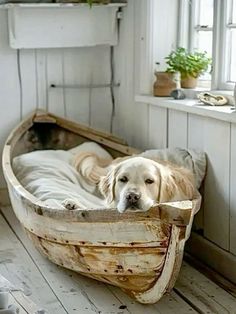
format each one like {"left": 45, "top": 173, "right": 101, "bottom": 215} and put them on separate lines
{"left": 6, "top": 2, "right": 126, "bottom": 48}
{"left": 136, "top": 94, "right": 236, "bottom": 124}
{"left": 0, "top": 3, "right": 127, "bottom": 9}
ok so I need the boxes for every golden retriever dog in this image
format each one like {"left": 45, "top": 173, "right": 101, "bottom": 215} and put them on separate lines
{"left": 99, "top": 156, "right": 196, "bottom": 213}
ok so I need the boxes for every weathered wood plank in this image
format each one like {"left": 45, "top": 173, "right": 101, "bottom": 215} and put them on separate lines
{"left": 0, "top": 211, "right": 67, "bottom": 314}
{"left": 0, "top": 274, "right": 46, "bottom": 314}
{"left": 175, "top": 261, "right": 236, "bottom": 314}
{"left": 108, "top": 285, "right": 198, "bottom": 314}
{"left": 8, "top": 293, "right": 28, "bottom": 314}
{"left": 184, "top": 252, "right": 236, "bottom": 298}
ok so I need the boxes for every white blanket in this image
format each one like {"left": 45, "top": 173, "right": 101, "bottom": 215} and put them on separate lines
{"left": 13, "top": 142, "right": 206, "bottom": 210}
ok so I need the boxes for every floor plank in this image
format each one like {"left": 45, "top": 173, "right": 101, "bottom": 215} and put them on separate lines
{"left": 0, "top": 274, "right": 47, "bottom": 313}
{"left": 0, "top": 206, "right": 197, "bottom": 314}
{"left": 175, "top": 262, "right": 236, "bottom": 314}
{"left": 0, "top": 211, "right": 66, "bottom": 314}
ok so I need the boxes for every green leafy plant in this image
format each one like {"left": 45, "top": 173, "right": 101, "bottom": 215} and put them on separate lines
{"left": 165, "top": 47, "right": 212, "bottom": 79}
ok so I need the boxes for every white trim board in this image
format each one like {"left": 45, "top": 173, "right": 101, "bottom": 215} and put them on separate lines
{"left": 136, "top": 94, "right": 236, "bottom": 124}
{"left": 186, "top": 232, "right": 236, "bottom": 285}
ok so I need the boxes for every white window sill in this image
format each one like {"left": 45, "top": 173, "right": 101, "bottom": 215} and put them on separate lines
{"left": 135, "top": 94, "right": 236, "bottom": 124}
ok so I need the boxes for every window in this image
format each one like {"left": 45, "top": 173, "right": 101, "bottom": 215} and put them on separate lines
{"left": 179, "top": 0, "right": 236, "bottom": 90}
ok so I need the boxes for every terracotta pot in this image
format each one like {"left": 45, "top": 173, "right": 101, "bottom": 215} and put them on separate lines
{"left": 181, "top": 76, "right": 198, "bottom": 89}
{"left": 153, "top": 72, "right": 180, "bottom": 97}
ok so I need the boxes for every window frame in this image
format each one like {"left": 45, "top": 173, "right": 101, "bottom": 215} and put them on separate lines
{"left": 178, "top": 0, "right": 236, "bottom": 91}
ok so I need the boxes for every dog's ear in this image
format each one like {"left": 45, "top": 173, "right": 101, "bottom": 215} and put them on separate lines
{"left": 99, "top": 165, "right": 119, "bottom": 205}
{"left": 157, "top": 164, "right": 195, "bottom": 202}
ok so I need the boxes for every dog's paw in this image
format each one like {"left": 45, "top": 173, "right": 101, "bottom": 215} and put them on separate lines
{"left": 62, "top": 199, "right": 79, "bottom": 210}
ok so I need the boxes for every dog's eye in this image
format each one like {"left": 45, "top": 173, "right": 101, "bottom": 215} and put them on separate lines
{"left": 145, "top": 178, "right": 154, "bottom": 184}
{"left": 119, "top": 176, "right": 128, "bottom": 183}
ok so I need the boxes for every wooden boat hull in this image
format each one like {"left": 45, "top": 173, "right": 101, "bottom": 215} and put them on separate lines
{"left": 2, "top": 110, "right": 201, "bottom": 304}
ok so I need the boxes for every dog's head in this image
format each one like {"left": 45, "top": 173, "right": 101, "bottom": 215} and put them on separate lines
{"left": 99, "top": 156, "right": 195, "bottom": 213}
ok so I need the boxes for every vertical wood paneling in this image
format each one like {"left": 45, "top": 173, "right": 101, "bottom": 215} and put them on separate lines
{"left": 35, "top": 49, "right": 48, "bottom": 110}
{"left": 113, "top": 0, "right": 136, "bottom": 143}
{"left": 63, "top": 48, "right": 91, "bottom": 125}
{"left": 90, "top": 46, "right": 112, "bottom": 132}
{"left": 230, "top": 124, "right": 236, "bottom": 255}
{"left": 20, "top": 49, "right": 37, "bottom": 116}
{"left": 114, "top": 0, "right": 149, "bottom": 149}
{"left": 188, "top": 114, "right": 205, "bottom": 231}
{"left": 148, "top": 105, "right": 167, "bottom": 149}
{"left": 188, "top": 114, "right": 205, "bottom": 150}
{"left": 203, "top": 118, "right": 230, "bottom": 250}
{"left": 0, "top": 10, "right": 21, "bottom": 188}
{"left": 47, "top": 49, "right": 65, "bottom": 117}
{"left": 152, "top": 0, "right": 178, "bottom": 70}
{"left": 168, "top": 110, "right": 188, "bottom": 148}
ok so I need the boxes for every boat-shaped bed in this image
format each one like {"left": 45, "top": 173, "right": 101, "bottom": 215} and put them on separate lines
{"left": 2, "top": 110, "right": 201, "bottom": 304}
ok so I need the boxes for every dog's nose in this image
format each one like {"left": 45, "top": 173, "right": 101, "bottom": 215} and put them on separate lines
{"left": 126, "top": 192, "right": 141, "bottom": 204}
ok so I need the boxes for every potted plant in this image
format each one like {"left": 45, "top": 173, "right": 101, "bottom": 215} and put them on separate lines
{"left": 165, "top": 47, "right": 212, "bottom": 88}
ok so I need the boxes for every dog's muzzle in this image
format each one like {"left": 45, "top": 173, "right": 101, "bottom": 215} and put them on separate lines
{"left": 125, "top": 191, "right": 141, "bottom": 207}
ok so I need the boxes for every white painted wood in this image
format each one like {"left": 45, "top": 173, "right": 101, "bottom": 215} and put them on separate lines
{"left": 203, "top": 118, "right": 230, "bottom": 249}
{"left": 186, "top": 232, "right": 236, "bottom": 285}
{"left": 168, "top": 110, "right": 188, "bottom": 148}
{"left": 63, "top": 48, "right": 91, "bottom": 125}
{"left": 8, "top": 5, "right": 121, "bottom": 48}
{"left": 113, "top": 0, "right": 135, "bottom": 142}
{"left": 47, "top": 49, "right": 65, "bottom": 117}
{"left": 0, "top": 10, "right": 20, "bottom": 188}
{"left": 113, "top": 0, "right": 149, "bottom": 149}
{"left": 135, "top": 95, "right": 236, "bottom": 124}
{"left": 188, "top": 114, "right": 205, "bottom": 150}
{"left": 1, "top": 206, "right": 198, "bottom": 313}
{"left": 0, "top": 212, "right": 66, "bottom": 313}
{"left": 175, "top": 261, "right": 236, "bottom": 313}
{"left": 19, "top": 49, "right": 37, "bottom": 116}
{"left": 152, "top": 0, "right": 178, "bottom": 70}
{"left": 230, "top": 124, "right": 236, "bottom": 255}
{"left": 35, "top": 49, "right": 48, "bottom": 110}
{"left": 8, "top": 293, "right": 28, "bottom": 314}
{"left": 148, "top": 105, "right": 168, "bottom": 149}
{"left": 90, "top": 46, "right": 112, "bottom": 132}
{"left": 188, "top": 114, "right": 205, "bottom": 231}
{"left": 136, "top": 0, "right": 154, "bottom": 95}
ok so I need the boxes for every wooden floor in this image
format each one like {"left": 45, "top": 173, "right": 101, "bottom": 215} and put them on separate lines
{"left": 1, "top": 207, "right": 236, "bottom": 314}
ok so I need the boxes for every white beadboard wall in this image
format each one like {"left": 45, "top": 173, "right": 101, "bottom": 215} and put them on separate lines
{"left": 0, "top": 0, "right": 236, "bottom": 278}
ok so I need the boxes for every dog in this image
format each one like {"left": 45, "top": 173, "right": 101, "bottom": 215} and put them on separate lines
{"left": 99, "top": 156, "right": 196, "bottom": 213}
